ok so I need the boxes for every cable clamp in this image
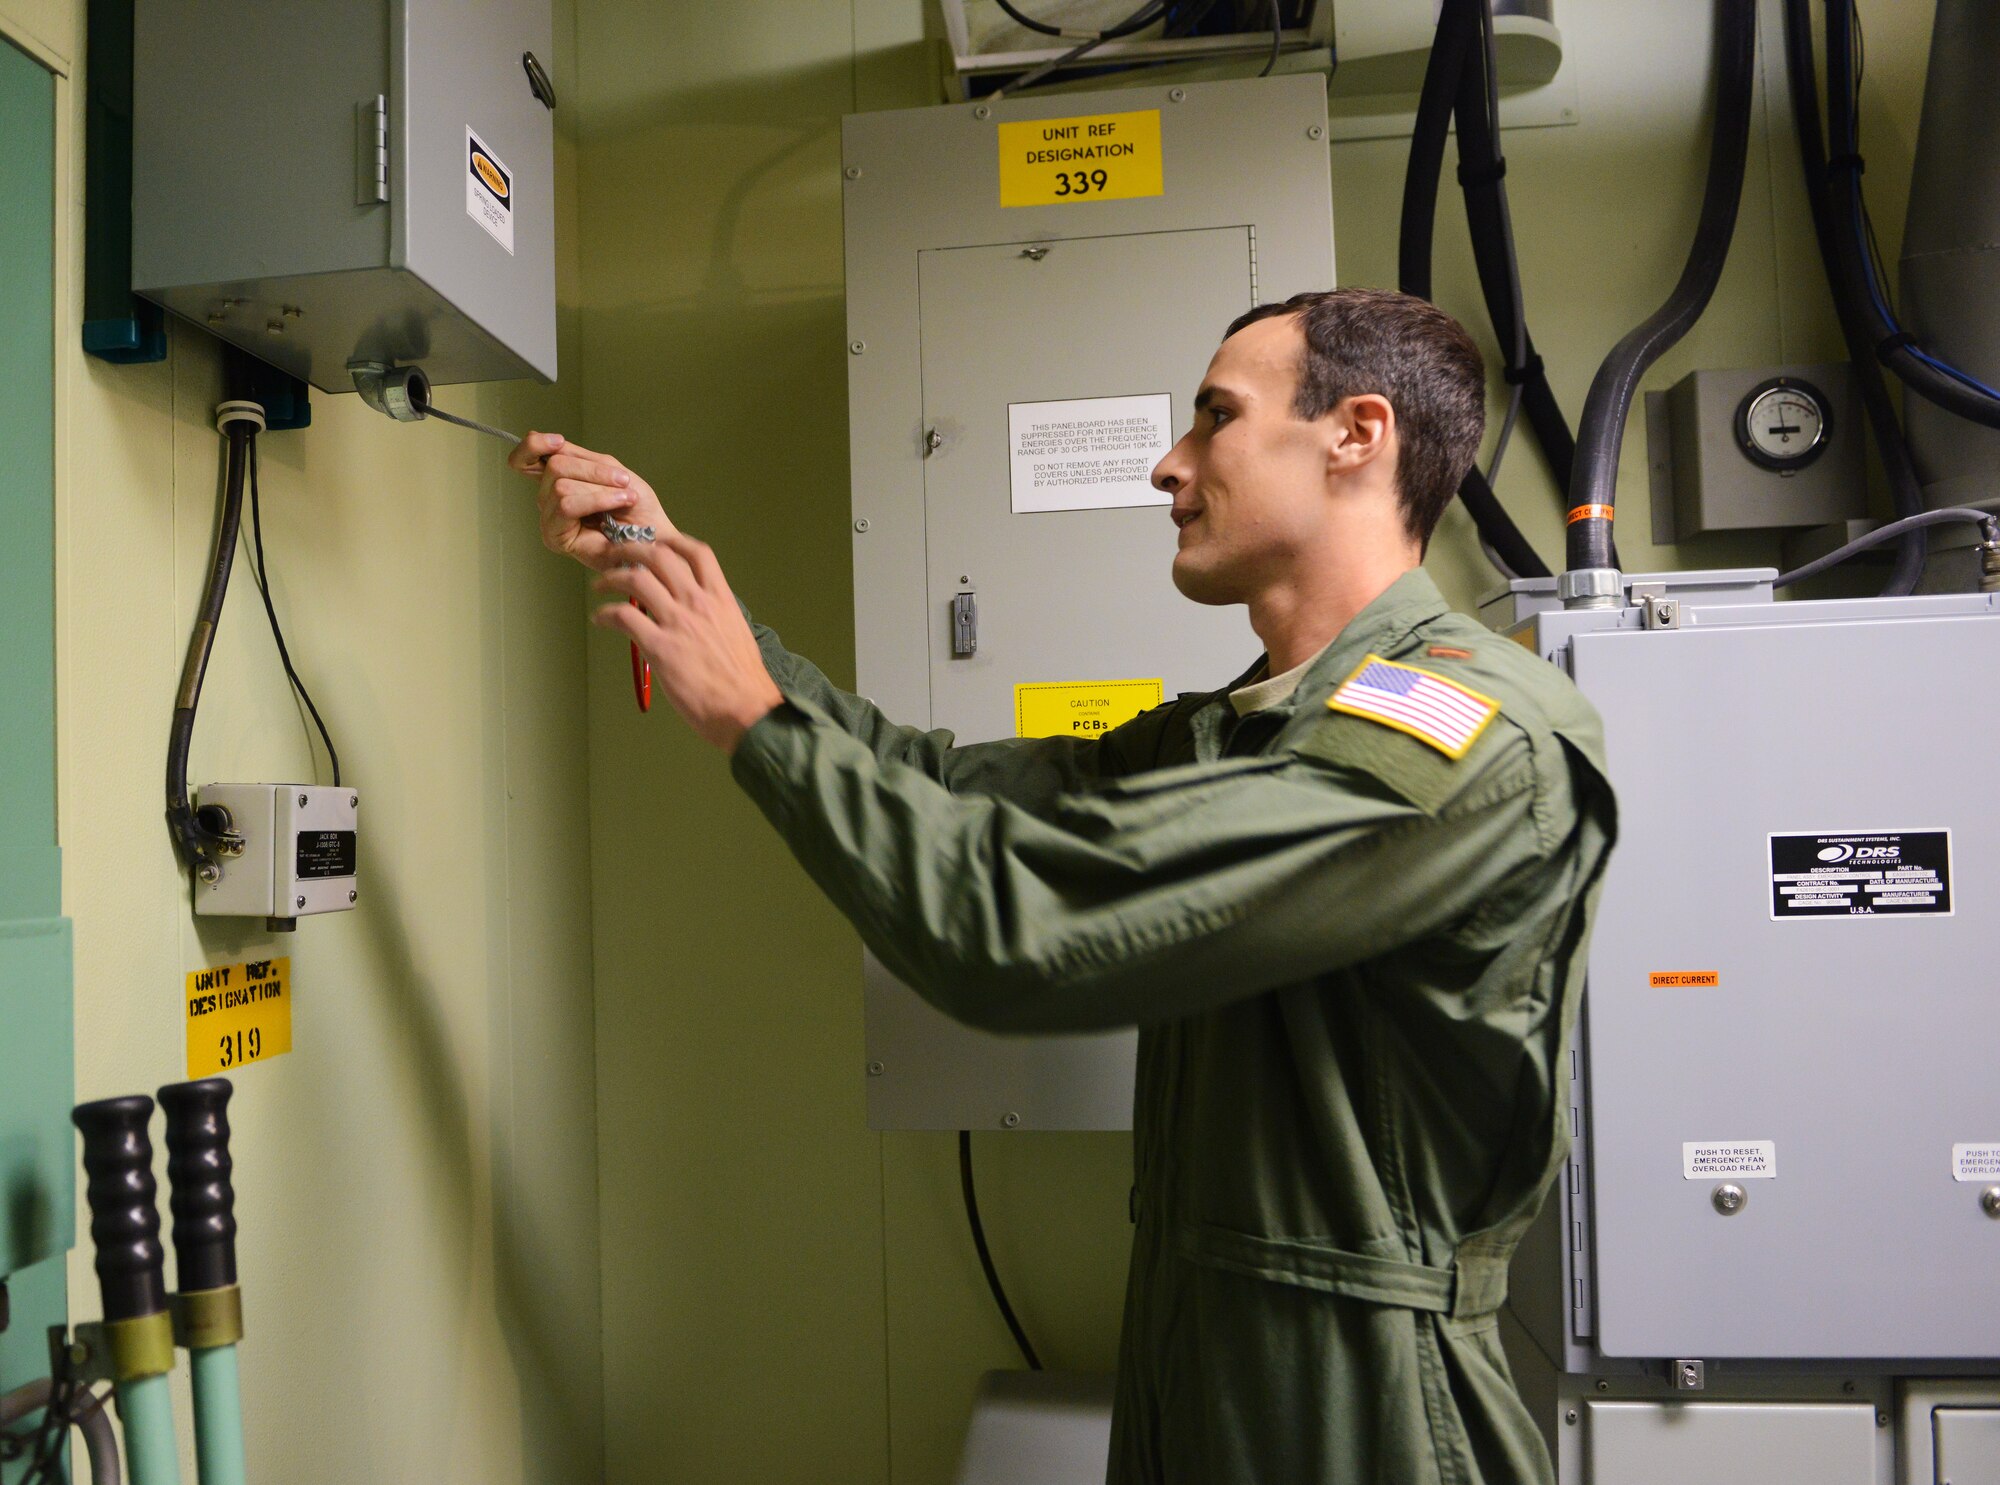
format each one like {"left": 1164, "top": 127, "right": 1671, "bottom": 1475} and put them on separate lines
{"left": 1455, "top": 157, "right": 1508, "bottom": 190}
{"left": 215, "top": 400, "right": 267, "bottom": 435}
{"left": 1875, "top": 331, "right": 1918, "bottom": 361}
{"left": 1502, "top": 355, "right": 1545, "bottom": 387}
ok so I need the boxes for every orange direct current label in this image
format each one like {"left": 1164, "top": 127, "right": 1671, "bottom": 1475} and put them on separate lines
{"left": 1649, "top": 971, "right": 1720, "bottom": 988}
{"left": 1567, "top": 504, "right": 1615, "bottom": 525}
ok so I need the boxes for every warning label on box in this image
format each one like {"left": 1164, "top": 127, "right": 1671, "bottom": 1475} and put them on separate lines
{"left": 1683, "top": 1141, "right": 1776, "bottom": 1180}
{"left": 467, "top": 126, "right": 514, "bottom": 254}
{"left": 1008, "top": 394, "right": 1173, "bottom": 514}
{"left": 1768, "top": 829, "right": 1951, "bottom": 919}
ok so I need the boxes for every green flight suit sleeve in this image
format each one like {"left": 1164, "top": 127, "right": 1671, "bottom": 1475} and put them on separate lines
{"left": 745, "top": 611, "right": 1184, "bottom": 811}
{"left": 730, "top": 694, "right": 1549, "bottom": 1034}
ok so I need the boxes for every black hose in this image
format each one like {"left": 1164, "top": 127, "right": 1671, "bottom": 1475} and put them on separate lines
{"left": 1451, "top": 3, "right": 1577, "bottom": 501}
{"left": 1815, "top": 0, "right": 2000, "bottom": 433}
{"left": 994, "top": 0, "right": 1167, "bottom": 40}
{"left": 1779, "top": 0, "right": 1925, "bottom": 595}
{"left": 958, "top": 1131, "right": 1042, "bottom": 1370}
{"left": 1397, "top": 0, "right": 1552, "bottom": 578}
{"left": 166, "top": 424, "right": 251, "bottom": 877}
{"left": 1567, "top": 1, "right": 1756, "bottom": 574}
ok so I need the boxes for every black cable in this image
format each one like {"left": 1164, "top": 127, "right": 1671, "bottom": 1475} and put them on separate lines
{"left": 958, "top": 1130, "right": 1042, "bottom": 1370}
{"left": 21, "top": 1338, "right": 77, "bottom": 1485}
{"left": 1775, "top": 505, "right": 1997, "bottom": 588}
{"left": 1258, "top": 0, "right": 1281, "bottom": 76}
{"left": 1779, "top": 0, "right": 1926, "bottom": 594}
{"left": 1397, "top": 0, "right": 1553, "bottom": 578}
{"left": 248, "top": 439, "right": 342, "bottom": 786}
{"left": 994, "top": 0, "right": 1168, "bottom": 40}
{"left": 167, "top": 424, "right": 251, "bottom": 878}
{"left": 1567, "top": 0, "right": 1755, "bottom": 573}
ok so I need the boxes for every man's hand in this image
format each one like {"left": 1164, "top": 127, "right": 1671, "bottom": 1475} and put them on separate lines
{"left": 592, "top": 533, "right": 784, "bottom": 753}
{"left": 509, "top": 431, "right": 678, "bottom": 571}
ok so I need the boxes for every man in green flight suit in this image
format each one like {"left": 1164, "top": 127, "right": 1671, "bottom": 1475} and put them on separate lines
{"left": 513, "top": 287, "right": 1616, "bottom": 1484}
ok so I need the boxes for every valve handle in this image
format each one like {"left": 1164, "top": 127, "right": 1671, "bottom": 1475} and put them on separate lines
{"left": 157, "top": 1078, "right": 237, "bottom": 1293}
{"left": 71, "top": 1095, "right": 168, "bottom": 1321}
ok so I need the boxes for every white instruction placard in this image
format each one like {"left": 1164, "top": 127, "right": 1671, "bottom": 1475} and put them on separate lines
{"left": 1008, "top": 394, "right": 1173, "bottom": 514}
{"left": 1682, "top": 1141, "right": 1777, "bottom": 1179}
{"left": 1953, "top": 1143, "right": 2000, "bottom": 1182}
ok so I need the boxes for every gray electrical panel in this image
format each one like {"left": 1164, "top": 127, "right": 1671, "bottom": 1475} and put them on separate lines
{"left": 1486, "top": 572, "right": 2000, "bottom": 1484}
{"left": 131, "top": 0, "right": 556, "bottom": 391}
{"left": 841, "top": 75, "right": 1334, "bottom": 1130}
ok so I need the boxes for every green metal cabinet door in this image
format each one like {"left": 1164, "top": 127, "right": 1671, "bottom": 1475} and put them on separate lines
{"left": 0, "top": 32, "right": 75, "bottom": 1470}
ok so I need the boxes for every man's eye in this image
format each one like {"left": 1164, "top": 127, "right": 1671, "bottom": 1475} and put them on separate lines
{"left": 1209, "top": 407, "right": 1231, "bottom": 428}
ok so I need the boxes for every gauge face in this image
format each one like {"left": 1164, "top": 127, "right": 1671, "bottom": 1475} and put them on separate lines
{"left": 1736, "top": 379, "right": 1831, "bottom": 471}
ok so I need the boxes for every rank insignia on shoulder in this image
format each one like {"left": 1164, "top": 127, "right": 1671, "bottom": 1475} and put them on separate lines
{"left": 1327, "top": 654, "right": 1501, "bottom": 760}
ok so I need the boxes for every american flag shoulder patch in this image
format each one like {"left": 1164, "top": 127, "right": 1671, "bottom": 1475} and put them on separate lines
{"left": 1326, "top": 654, "right": 1501, "bottom": 760}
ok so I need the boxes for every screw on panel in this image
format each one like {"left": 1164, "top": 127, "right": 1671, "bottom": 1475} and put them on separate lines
{"left": 844, "top": 165, "right": 862, "bottom": 180}
{"left": 1564, "top": 1410, "right": 1578, "bottom": 1426}
{"left": 299, "top": 794, "right": 309, "bottom": 808}
{"left": 1983, "top": 1186, "right": 2000, "bottom": 1218}
{"left": 348, "top": 890, "right": 358, "bottom": 903}
{"left": 867, "top": 1061, "right": 885, "bottom": 1076}
{"left": 1168, "top": 87, "right": 1186, "bottom": 102}
{"left": 282, "top": 305, "right": 303, "bottom": 319}
{"left": 973, "top": 104, "right": 992, "bottom": 120}
{"left": 1019, "top": 245, "right": 1050, "bottom": 261}
{"left": 350, "top": 795, "right": 359, "bottom": 808}
{"left": 1001, "top": 1112, "right": 1021, "bottom": 1128}
{"left": 1307, "top": 124, "right": 1324, "bottom": 140}
{"left": 1595, "top": 1380, "right": 1609, "bottom": 1393}
{"left": 1877, "top": 1412, "right": 1889, "bottom": 1427}
{"left": 266, "top": 321, "right": 285, "bottom": 336}
{"left": 296, "top": 896, "right": 306, "bottom": 910}
{"left": 849, "top": 340, "right": 866, "bottom": 355}
{"left": 854, "top": 518, "right": 871, "bottom": 533}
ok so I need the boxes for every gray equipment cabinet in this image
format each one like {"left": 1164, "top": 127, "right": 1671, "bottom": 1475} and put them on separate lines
{"left": 131, "top": 0, "right": 557, "bottom": 391}
{"left": 1487, "top": 571, "right": 2000, "bottom": 1485}
{"left": 840, "top": 75, "right": 1335, "bottom": 1132}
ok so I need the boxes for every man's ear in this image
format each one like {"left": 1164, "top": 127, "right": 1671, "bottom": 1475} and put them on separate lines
{"left": 1328, "top": 393, "right": 1395, "bottom": 476}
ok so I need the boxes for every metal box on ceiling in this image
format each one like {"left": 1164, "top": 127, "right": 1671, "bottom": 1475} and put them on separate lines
{"left": 130, "top": 0, "right": 556, "bottom": 393}
{"left": 841, "top": 74, "right": 1334, "bottom": 1131}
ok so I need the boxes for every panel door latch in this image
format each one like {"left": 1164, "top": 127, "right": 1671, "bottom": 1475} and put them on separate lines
{"left": 952, "top": 591, "right": 977, "bottom": 657}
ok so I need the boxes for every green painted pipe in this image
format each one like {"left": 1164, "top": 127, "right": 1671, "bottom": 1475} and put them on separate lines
{"left": 189, "top": 1343, "right": 246, "bottom": 1485}
{"left": 115, "top": 1373, "right": 184, "bottom": 1485}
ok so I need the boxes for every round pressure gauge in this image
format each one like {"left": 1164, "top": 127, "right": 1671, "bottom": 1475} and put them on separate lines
{"left": 1735, "top": 377, "right": 1831, "bottom": 472}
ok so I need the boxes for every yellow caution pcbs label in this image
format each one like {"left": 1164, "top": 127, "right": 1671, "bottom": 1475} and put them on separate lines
{"left": 1015, "top": 678, "right": 1164, "bottom": 738}
{"left": 186, "top": 956, "right": 293, "bottom": 1077}
{"left": 997, "top": 110, "right": 1164, "bottom": 207}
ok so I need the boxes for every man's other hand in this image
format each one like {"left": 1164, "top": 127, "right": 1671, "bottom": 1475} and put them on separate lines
{"left": 592, "top": 533, "right": 784, "bottom": 753}
{"left": 509, "top": 432, "right": 677, "bottom": 571}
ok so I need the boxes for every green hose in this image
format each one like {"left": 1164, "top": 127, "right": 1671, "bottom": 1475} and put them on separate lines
{"left": 114, "top": 1373, "right": 182, "bottom": 1485}
{"left": 189, "top": 1344, "right": 246, "bottom": 1485}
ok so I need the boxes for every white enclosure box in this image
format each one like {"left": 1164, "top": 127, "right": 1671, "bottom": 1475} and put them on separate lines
{"left": 194, "top": 784, "right": 358, "bottom": 923}
{"left": 841, "top": 75, "right": 1335, "bottom": 1130}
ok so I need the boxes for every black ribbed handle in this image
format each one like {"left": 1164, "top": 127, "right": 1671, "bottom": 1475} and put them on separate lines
{"left": 71, "top": 1095, "right": 168, "bottom": 1322}
{"left": 157, "top": 1078, "right": 237, "bottom": 1293}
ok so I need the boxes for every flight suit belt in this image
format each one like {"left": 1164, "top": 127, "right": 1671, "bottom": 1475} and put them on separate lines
{"left": 1173, "top": 1221, "right": 1510, "bottom": 1321}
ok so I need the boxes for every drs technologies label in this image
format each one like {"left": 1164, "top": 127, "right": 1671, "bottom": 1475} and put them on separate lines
{"left": 1768, "top": 829, "right": 1952, "bottom": 919}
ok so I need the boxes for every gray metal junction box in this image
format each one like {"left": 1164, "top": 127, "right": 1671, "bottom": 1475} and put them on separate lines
{"left": 841, "top": 75, "right": 1334, "bottom": 1132}
{"left": 131, "top": 0, "right": 556, "bottom": 391}
{"left": 1488, "top": 572, "right": 2000, "bottom": 1484}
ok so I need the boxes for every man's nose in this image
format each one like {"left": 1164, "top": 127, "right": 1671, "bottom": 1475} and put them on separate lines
{"left": 1153, "top": 436, "right": 1190, "bottom": 493}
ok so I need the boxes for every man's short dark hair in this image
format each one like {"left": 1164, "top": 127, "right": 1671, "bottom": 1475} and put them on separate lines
{"left": 1226, "top": 288, "right": 1485, "bottom": 546}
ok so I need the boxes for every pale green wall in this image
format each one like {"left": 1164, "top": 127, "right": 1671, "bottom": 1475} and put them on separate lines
{"left": 0, "top": 1, "right": 606, "bottom": 1480}
{"left": 578, "top": 5, "right": 1938, "bottom": 1484}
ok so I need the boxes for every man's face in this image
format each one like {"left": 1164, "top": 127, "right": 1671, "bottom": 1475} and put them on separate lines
{"left": 1150, "top": 314, "right": 1338, "bottom": 605}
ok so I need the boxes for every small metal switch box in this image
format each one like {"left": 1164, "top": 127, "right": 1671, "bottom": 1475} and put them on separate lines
{"left": 193, "top": 783, "right": 358, "bottom": 923}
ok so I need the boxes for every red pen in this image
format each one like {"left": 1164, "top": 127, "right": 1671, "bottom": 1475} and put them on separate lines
{"left": 629, "top": 612, "right": 651, "bottom": 711}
